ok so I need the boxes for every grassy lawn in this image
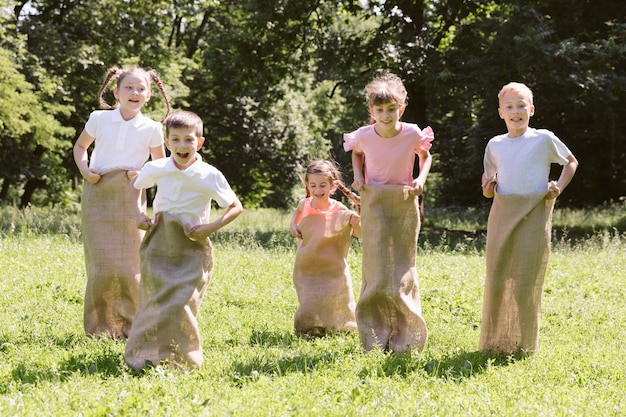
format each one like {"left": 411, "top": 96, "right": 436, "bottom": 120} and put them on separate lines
{"left": 0, "top": 205, "right": 624, "bottom": 416}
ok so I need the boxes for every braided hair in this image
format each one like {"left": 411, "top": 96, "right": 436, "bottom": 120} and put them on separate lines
{"left": 96, "top": 66, "right": 172, "bottom": 122}
{"left": 301, "top": 159, "right": 360, "bottom": 209}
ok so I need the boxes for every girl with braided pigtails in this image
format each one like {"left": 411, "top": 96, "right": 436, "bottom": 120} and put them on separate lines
{"left": 73, "top": 66, "right": 171, "bottom": 339}
{"left": 290, "top": 160, "right": 361, "bottom": 337}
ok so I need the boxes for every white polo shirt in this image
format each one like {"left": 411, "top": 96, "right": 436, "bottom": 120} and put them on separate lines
{"left": 134, "top": 155, "right": 237, "bottom": 227}
{"left": 85, "top": 108, "right": 164, "bottom": 173}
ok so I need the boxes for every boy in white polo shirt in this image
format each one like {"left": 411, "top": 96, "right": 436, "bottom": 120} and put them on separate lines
{"left": 125, "top": 110, "right": 243, "bottom": 371}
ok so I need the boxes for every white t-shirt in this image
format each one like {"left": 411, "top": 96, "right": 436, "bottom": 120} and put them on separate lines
{"left": 134, "top": 155, "right": 237, "bottom": 228}
{"left": 85, "top": 108, "right": 164, "bottom": 173}
{"left": 484, "top": 128, "right": 572, "bottom": 194}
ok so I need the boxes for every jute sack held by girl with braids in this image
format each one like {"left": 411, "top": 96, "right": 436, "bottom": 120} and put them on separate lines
{"left": 344, "top": 72, "right": 434, "bottom": 353}
{"left": 290, "top": 160, "right": 362, "bottom": 337}
{"left": 73, "top": 66, "right": 171, "bottom": 339}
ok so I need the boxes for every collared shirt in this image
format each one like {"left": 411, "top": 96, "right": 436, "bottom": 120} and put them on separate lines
{"left": 85, "top": 108, "right": 163, "bottom": 173}
{"left": 484, "top": 128, "right": 571, "bottom": 194}
{"left": 134, "top": 155, "right": 237, "bottom": 227}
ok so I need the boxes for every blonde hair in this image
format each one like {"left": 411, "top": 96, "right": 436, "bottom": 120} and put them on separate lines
{"left": 165, "top": 111, "right": 203, "bottom": 138}
{"left": 498, "top": 82, "right": 534, "bottom": 105}
{"left": 365, "top": 72, "right": 408, "bottom": 108}
{"left": 97, "top": 66, "right": 172, "bottom": 122}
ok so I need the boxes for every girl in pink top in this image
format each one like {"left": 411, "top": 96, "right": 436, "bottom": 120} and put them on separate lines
{"left": 290, "top": 160, "right": 361, "bottom": 337}
{"left": 343, "top": 72, "right": 434, "bottom": 352}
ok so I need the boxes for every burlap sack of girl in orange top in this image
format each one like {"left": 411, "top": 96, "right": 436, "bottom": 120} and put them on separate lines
{"left": 81, "top": 169, "right": 145, "bottom": 339}
{"left": 479, "top": 191, "right": 555, "bottom": 355}
{"left": 124, "top": 212, "right": 213, "bottom": 370}
{"left": 356, "top": 184, "right": 428, "bottom": 353}
{"left": 293, "top": 209, "right": 357, "bottom": 336}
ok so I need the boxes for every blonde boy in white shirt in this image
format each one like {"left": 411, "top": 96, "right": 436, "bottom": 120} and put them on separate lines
{"left": 479, "top": 82, "right": 578, "bottom": 356}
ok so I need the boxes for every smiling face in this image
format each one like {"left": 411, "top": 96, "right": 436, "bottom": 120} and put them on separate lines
{"left": 165, "top": 126, "right": 205, "bottom": 170}
{"left": 305, "top": 173, "right": 336, "bottom": 205}
{"left": 114, "top": 72, "right": 151, "bottom": 119}
{"left": 498, "top": 89, "right": 535, "bottom": 138}
{"left": 370, "top": 101, "right": 405, "bottom": 138}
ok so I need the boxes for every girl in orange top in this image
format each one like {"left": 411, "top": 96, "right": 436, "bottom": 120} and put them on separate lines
{"left": 290, "top": 160, "right": 361, "bottom": 337}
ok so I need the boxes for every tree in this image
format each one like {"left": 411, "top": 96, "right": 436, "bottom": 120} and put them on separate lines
{"left": 7, "top": 0, "right": 625, "bottom": 208}
{"left": 0, "top": 3, "right": 74, "bottom": 206}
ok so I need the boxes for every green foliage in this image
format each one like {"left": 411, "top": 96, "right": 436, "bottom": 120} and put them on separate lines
{"left": 2, "top": 0, "right": 625, "bottom": 208}
{"left": 0, "top": 7, "right": 75, "bottom": 206}
{"left": 0, "top": 207, "right": 624, "bottom": 415}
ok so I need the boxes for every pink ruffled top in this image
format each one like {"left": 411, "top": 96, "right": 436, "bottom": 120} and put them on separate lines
{"left": 343, "top": 123, "right": 434, "bottom": 186}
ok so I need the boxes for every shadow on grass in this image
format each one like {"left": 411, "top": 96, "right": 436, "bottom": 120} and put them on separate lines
{"left": 6, "top": 340, "right": 124, "bottom": 390}
{"left": 249, "top": 328, "right": 298, "bottom": 348}
{"left": 230, "top": 350, "right": 330, "bottom": 386}
{"left": 422, "top": 349, "right": 529, "bottom": 380}
{"left": 230, "top": 328, "right": 361, "bottom": 385}
{"left": 355, "top": 349, "right": 528, "bottom": 381}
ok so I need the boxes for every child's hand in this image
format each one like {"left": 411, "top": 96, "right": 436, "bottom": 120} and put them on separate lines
{"left": 481, "top": 174, "right": 497, "bottom": 198}
{"left": 187, "top": 223, "right": 218, "bottom": 241}
{"left": 409, "top": 179, "right": 425, "bottom": 196}
{"left": 290, "top": 223, "right": 302, "bottom": 239}
{"left": 352, "top": 178, "right": 364, "bottom": 192}
{"left": 349, "top": 211, "right": 362, "bottom": 238}
{"left": 137, "top": 213, "right": 153, "bottom": 230}
{"left": 83, "top": 169, "right": 101, "bottom": 184}
{"left": 126, "top": 170, "right": 140, "bottom": 181}
{"left": 546, "top": 181, "right": 561, "bottom": 200}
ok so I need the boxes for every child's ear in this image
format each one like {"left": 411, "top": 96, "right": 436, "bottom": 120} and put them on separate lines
{"left": 399, "top": 105, "right": 406, "bottom": 116}
{"left": 196, "top": 137, "right": 205, "bottom": 149}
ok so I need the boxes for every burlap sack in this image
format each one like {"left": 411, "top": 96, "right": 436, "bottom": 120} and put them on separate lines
{"left": 81, "top": 170, "right": 145, "bottom": 338}
{"left": 479, "top": 191, "right": 555, "bottom": 355}
{"left": 293, "top": 210, "right": 357, "bottom": 335}
{"left": 356, "top": 184, "right": 428, "bottom": 353}
{"left": 124, "top": 212, "right": 213, "bottom": 370}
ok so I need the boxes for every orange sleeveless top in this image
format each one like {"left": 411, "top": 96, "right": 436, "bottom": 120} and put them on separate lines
{"left": 301, "top": 197, "right": 346, "bottom": 218}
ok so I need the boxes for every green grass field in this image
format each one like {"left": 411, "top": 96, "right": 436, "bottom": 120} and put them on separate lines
{"left": 0, "top": 204, "right": 624, "bottom": 416}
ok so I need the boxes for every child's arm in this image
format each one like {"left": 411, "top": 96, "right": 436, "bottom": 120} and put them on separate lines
{"left": 411, "top": 150, "right": 432, "bottom": 195}
{"left": 351, "top": 151, "right": 365, "bottom": 191}
{"left": 73, "top": 129, "right": 101, "bottom": 184}
{"left": 127, "top": 145, "right": 166, "bottom": 180}
{"left": 547, "top": 154, "right": 579, "bottom": 200}
{"left": 188, "top": 198, "right": 243, "bottom": 241}
{"left": 481, "top": 173, "right": 497, "bottom": 198}
{"left": 290, "top": 200, "right": 304, "bottom": 239}
{"left": 349, "top": 211, "right": 361, "bottom": 238}
{"left": 150, "top": 144, "right": 166, "bottom": 160}
{"left": 133, "top": 165, "right": 156, "bottom": 229}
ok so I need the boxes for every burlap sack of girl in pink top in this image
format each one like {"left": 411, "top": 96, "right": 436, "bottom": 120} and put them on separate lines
{"left": 357, "top": 184, "right": 427, "bottom": 352}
